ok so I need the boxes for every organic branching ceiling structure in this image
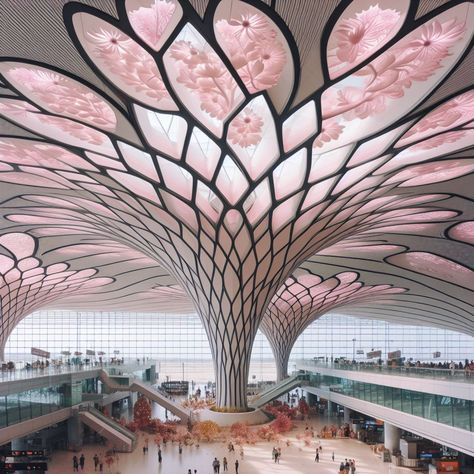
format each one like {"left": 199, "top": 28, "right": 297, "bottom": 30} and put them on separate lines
{"left": 0, "top": 0, "right": 473, "bottom": 409}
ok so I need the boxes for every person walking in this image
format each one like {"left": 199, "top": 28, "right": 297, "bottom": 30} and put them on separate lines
{"left": 72, "top": 455, "right": 79, "bottom": 472}
{"left": 223, "top": 457, "right": 228, "bottom": 471}
{"left": 332, "top": 451, "right": 335, "bottom": 462}
{"left": 79, "top": 453, "right": 85, "bottom": 471}
{"left": 99, "top": 459, "right": 103, "bottom": 472}
{"left": 315, "top": 450, "right": 320, "bottom": 462}
{"left": 158, "top": 447, "right": 162, "bottom": 463}
{"left": 235, "top": 459, "right": 239, "bottom": 474}
{"left": 212, "top": 457, "right": 219, "bottom": 473}
{"left": 93, "top": 453, "right": 99, "bottom": 471}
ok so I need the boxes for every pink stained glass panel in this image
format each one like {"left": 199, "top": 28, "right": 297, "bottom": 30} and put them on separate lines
{"left": 2, "top": 62, "right": 117, "bottom": 131}
{"left": 449, "top": 221, "right": 474, "bottom": 245}
{"left": 326, "top": 0, "right": 408, "bottom": 79}
{"left": 73, "top": 12, "right": 176, "bottom": 110}
{"left": 388, "top": 251, "right": 474, "bottom": 290}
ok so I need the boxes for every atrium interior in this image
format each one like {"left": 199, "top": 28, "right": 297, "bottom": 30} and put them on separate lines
{"left": 0, "top": 0, "right": 473, "bottom": 472}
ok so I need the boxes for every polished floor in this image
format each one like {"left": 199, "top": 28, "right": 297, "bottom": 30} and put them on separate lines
{"left": 48, "top": 416, "right": 418, "bottom": 474}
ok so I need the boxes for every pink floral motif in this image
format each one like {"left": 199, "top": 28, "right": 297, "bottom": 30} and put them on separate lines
{"left": 6, "top": 67, "right": 116, "bottom": 130}
{"left": 128, "top": 1, "right": 176, "bottom": 50}
{"left": 411, "top": 130, "right": 467, "bottom": 150}
{"left": 333, "top": 5, "right": 400, "bottom": 64}
{"left": 41, "top": 115, "right": 107, "bottom": 145}
{"left": 0, "top": 99, "right": 106, "bottom": 146}
{"left": 228, "top": 108, "right": 264, "bottom": 147}
{"left": 401, "top": 90, "right": 474, "bottom": 143}
{"left": 87, "top": 27, "right": 171, "bottom": 103}
{"left": 169, "top": 40, "right": 239, "bottom": 120}
{"left": 215, "top": 13, "right": 286, "bottom": 93}
{"left": 0, "top": 139, "right": 93, "bottom": 170}
{"left": 0, "top": 99, "right": 37, "bottom": 118}
{"left": 406, "top": 19, "right": 465, "bottom": 62}
{"left": 313, "top": 120, "right": 344, "bottom": 148}
{"left": 323, "top": 18, "right": 465, "bottom": 123}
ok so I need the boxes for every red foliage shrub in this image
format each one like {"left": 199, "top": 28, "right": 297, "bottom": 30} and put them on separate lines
{"left": 298, "top": 398, "right": 309, "bottom": 416}
{"left": 133, "top": 396, "right": 151, "bottom": 429}
{"left": 270, "top": 414, "right": 293, "bottom": 434}
{"left": 264, "top": 401, "right": 297, "bottom": 419}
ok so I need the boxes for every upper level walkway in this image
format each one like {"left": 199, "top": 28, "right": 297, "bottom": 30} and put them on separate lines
{"left": 298, "top": 360, "right": 474, "bottom": 383}
{"left": 0, "top": 359, "right": 151, "bottom": 384}
{"left": 296, "top": 360, "right": 474, "bottom": 401}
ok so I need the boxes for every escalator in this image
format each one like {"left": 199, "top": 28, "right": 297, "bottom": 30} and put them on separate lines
{"left": 79, "top": 406, "right": 137, "bottom": 453}
{"left": 98, "top": 370, "right": 191, "bottom": 423}
{"left": 249, "top": 374, "right": 301, "bottom": 409}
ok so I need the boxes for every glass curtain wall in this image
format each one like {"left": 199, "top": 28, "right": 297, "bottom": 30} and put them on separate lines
{"left": 6, "top": 311, "right": 474, "bottom": 383}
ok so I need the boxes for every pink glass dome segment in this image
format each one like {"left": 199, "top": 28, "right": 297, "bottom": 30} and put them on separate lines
{"left": 388, "top": 251, "right": 473, "bottom": 290}
{"left": 397, "top": 90, "right": 474, "bottom": 147}
{"left": 326, "top": 0, "right": 408, "bottom": 79}
{"left": 1, "top": 62, "right": 117, "bottom": 131}
{"left": 214, "top": 0, "right": 294, "bottom": 111}
{"left": 72, "top": 12, "right": 176, "bottom": 111}
{"left": 164, "top": 23, "right": 244, "bottom": 137}
{"left": 317, "top": 3, "right": 473, "bottom": 153}
{"left": 126, "top": 0, "right": 180, "bottom": 51}
{"left": 449, "top": 221, "right": 474, "bottom": 245}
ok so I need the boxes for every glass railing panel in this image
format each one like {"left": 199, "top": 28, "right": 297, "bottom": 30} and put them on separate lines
{"left": 452, "top": 399, "right": 471, "bottom": 431}
{"left": 423, "top": 393, "right": 437, "bottom": 422}
{"left": 392, "top": 388, "right": 402, "bottom": 411}
{"left": 401, "top": 389, "right": 412, "bottom": 415}
{"left": 0, "top": 395, "right": 6, "bottom": 428}
{"left": 411, "top": 390, "right": 423, "bottom": 417}
{"left": 436, "top": 395, "right": 453, "bottom": 426}
{"left": 384, "top": 386, "right": 393, "bottom": 408}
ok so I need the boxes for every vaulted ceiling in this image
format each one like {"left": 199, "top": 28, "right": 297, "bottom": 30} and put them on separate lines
{"left": 0, "top": 0, "right": 472, "bottom": 350}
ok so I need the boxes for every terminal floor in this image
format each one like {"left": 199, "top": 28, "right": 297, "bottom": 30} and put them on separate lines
{"left": 47, "top": 417, "right": 418, "bottom": 474}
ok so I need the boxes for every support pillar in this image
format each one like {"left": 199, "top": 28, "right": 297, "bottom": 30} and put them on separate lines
{"left": 67, "top": 411, "right": 84, "bottom": 451}
{"left": 306, "top": 392, "right": 317, "bottom": 407}
{"left": 384, "top": 422, "right": 401, "bottom": 453}
{"left": 343, "top": 406, "right": 352, "bottom": 424}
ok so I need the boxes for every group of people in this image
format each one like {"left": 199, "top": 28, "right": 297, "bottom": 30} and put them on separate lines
{"left": 271, "top": 446, "right": 282, "bottom": 463}
{"left": 320, "top": 423, "right": 354, "bottom": 439}
{"left": 72, "top": 453, "right": 89, "bottom": 472}
{"left": 339, "top": 458, "right": 356, "bottom": 473}
{"left": 212, "top": 456, "right": 239, "bottom": 473}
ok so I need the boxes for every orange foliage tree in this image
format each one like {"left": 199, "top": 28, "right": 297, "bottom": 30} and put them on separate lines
{"left": 192, "top": 420, "right": 220, "bottom": 442}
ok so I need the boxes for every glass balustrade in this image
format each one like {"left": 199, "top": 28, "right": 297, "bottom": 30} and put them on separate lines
{"left": 306, "top": 373, "right": 473, "bottom": 432}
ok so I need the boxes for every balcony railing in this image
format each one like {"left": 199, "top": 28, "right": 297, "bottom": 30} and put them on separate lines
{"left": 296, "top": 359, "right": 474, "bottom": 384}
